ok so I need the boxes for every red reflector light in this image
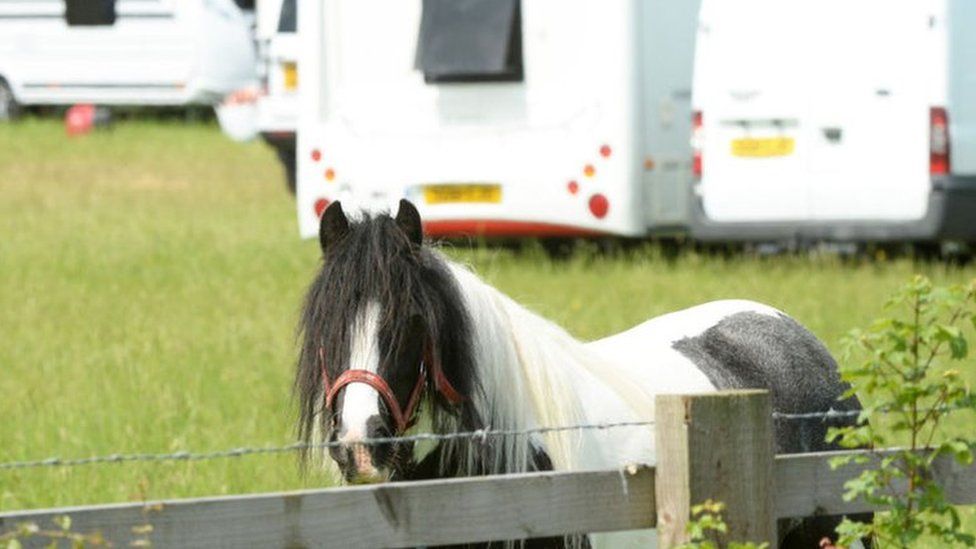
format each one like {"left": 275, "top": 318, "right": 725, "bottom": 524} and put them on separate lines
{"left": 311, "top": 149, "right": 322, "bottom": 162}
{"left": 567, "top": 180, "right": 579, "bottom": 195}
{"left": 314, "top": 198, "right": 330, "bottom": 218}
{"left": 930, "top": 107, "right": 950, "bottom": 176}
{"left": 692, "top": 111, "right": 703, "bottom": 177}
{"left": 588, "top": 194, "right": 609, "bottom": 219}
{"left": 599, "top": 145, "right": 612, "bottom": 158}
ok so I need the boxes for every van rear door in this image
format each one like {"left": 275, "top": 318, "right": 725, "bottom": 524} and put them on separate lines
{"left": 696, "top": 0, "right": 936, "bottom": 224}
{"left": 805, "top": 2, "right": 933, "bottom": 221}
{"left": 696, "top": 0, "right": 810, "bottom": 222}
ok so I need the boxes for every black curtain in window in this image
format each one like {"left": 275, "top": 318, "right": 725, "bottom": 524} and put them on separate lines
{"left": 278, "top": 0, "right": 297, "bottom": 33}
{"left": 65, "top": 0, "right": 116, "bottom": 26}
{"left": 415, "top": 0, "right": 523, "bottom": 83}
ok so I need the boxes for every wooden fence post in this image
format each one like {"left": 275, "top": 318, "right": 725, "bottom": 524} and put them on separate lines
{"left": 655, "top": 390, "right": 776, "bottom": 548}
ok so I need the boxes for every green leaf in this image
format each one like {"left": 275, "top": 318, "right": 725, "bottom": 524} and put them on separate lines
{"left": 949, "top": 336, "right": 968, "bottom": 359}
{"left": 944, "top": 440, "right": 974, "bottom": 464}
{"left": 53, "top": 515, "right": 71, "bottom": 531}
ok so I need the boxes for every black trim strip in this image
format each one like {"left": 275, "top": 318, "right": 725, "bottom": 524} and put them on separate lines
{"left": 0, "top": 13, "right": 175, "bottom": 20}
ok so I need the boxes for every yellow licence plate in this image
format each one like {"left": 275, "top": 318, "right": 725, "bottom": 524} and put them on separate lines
{"left": 282, "top": 62, "right": 298, "bottom": 91}
{"left": 423, "top": 184, "right": 502, "bottom": 205}
{"left": 731, "top": 137, "right": 795, "bottom": 157}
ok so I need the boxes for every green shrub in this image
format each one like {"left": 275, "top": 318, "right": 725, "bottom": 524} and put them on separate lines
{"left": 829, "top": 275, "right": 976, "bottom": 548}
{"left": 675, "top": 499, "right": 769, "bottom": 549}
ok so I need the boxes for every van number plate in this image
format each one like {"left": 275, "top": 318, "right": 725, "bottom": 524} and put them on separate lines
{"left": 423, "top": 184, "right": 502, "bottom": 204}
{"left": 731, "top": 137, "right": 795, "bottom": 157}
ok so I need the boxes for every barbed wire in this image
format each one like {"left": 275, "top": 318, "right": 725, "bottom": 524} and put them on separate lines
{"left": 773, "top": 403, "right": 973, "bottom": 421}
{"left": 3, "top": 403, "right": 972, "bottom": 472}
{"left": 0, "top": 420, "right": 654, "bottom": 471}
{"left": 772, "top": 409, "right": 862, "bottom": 420}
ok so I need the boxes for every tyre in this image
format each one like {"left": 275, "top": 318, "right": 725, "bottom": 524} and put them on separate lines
{"left": 0, "top": 78, "right": 21, "bottom": 122}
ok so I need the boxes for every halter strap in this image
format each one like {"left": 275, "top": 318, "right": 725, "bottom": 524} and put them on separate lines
{"left": 319, "top": 346, "right": 461, "bottom": 434}
{"left": 325, "top": 369, "right": 426, "bottom": 434}
{"left": 424, "top": 343, "right": 465, "bottom": 406}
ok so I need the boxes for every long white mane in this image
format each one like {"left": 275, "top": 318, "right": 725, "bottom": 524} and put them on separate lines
{"left": 437, "top": 258, "right": 654, "bottom": 473}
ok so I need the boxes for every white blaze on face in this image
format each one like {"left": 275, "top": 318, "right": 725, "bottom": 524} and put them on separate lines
{"left": 337, "top": 302, "right": 384, "bottom": 477}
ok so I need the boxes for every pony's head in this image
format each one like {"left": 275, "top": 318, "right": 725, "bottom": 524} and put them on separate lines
{"left": 295, "top": 200, "right": 479, "bottom": 483}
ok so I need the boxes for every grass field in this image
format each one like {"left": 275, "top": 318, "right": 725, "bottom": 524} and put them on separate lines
{"left": 1, "top": 120, "right": 975, "bottom": 517}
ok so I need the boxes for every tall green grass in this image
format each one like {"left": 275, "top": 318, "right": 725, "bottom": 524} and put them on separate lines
{"left": 1, "top": 120, "right": 974, "bottom": 513}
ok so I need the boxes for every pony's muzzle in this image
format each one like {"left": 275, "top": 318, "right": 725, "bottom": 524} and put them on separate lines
{"left": 330, "top": 426, "right": 391, "bottom": 484}
{"left": 343, "top": 443, "right": 386, "bottom": 484}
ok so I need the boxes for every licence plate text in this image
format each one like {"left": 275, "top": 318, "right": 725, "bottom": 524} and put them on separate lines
{"left": 423, "top": 184, "right": 502, "bottom": 205}
{"left": 731, "top": 137, "right": 795, "bottom": 158}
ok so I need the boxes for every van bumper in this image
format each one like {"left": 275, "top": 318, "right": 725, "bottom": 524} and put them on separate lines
{"left": 689, "top": 176, "right": 976, "bottom": 243}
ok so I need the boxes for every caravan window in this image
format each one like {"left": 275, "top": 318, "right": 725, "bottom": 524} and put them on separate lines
{"left": 65, "top": 0, "right": 116, "bottom": 26}
{"left": 277, "top": 0, "right": 296, "bottom": 33}
{"left": 415, "top": 0, "right": 523, "bottom": 83}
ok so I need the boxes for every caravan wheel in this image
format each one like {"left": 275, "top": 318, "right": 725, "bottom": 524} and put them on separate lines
{"left": 0, "top": 78, "right": 21, "bottom": 122}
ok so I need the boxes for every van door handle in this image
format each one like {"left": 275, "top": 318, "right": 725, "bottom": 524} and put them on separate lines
{"left": 822, "top": 127, "right": 843, "bottom": 142}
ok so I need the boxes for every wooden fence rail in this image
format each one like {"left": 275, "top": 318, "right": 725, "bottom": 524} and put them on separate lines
{"left": 2, "top": 390, "right": 974, "bottom": 548}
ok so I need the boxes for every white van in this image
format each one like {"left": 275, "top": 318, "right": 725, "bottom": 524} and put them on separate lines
{"left": 295, "top": 0, "right": 701, "bottom": 239}
{"left": 256, "top": 0, "right": 298, "bottom": 191}
{"left": 0, "top": 0, "right": 256, "bottom": 118}
{"left": 214, "top": 0, "right": 298, "bottom": 191}
{"left": 691, "top": 0, "right": 976, "bottom": 244}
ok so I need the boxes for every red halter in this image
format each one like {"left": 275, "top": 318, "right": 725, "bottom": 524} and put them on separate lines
{"left": 320, "top": 345, "right": 464, "bottom": 434}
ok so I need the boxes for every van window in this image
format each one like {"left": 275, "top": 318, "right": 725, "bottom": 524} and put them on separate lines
{"left": 415, "top": 0, "right": 523, "bottom": 83}
{"left": 65, "top": 0, "right": 116, "bottom": 26}
{"left": 277, "top": 0, "right": 296, "bottom": 33}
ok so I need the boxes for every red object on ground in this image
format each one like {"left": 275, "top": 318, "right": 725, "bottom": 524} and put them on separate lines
{"left": 65, "top": 104, "right": 96, "bottom": 136}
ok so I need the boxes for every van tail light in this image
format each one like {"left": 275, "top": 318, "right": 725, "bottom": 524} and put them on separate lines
{"left": 692, "top": 111, "right": 703, "bottom": 177}
{"left": 930, "top": 107, "right": 950, "bottom": 175}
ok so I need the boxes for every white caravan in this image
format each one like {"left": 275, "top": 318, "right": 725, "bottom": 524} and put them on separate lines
{"left": 691, "top": 0, "right": 976, "bottom": 244}
{"left": 295, "top": 0, "right": 701, "bottom": 239}
{"left": 0, "top": 0, "right": 256, "bottom": 117}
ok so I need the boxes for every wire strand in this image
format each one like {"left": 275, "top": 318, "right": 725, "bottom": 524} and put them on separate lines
{"left": 0, "top": 420, "right": 655, "bottom": 471}
{"left": 4, "top": 404, "right": 971, "bottom": 471}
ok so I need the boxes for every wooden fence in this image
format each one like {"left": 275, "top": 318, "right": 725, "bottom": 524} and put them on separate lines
{"left": 2, "top": 390, "right": 974, "bottom": 548}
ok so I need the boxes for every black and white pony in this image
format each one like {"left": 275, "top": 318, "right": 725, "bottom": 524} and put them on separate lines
{"left": 296, "top": 200, "right": 866, "bottom": 548}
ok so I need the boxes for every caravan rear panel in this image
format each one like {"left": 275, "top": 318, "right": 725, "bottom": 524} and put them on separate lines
{"left": 297, "top": 0, "right": 644, "bottom": 238}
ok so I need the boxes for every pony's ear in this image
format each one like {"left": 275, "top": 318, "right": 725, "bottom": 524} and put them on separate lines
{"left": 319, "top": 201, "right": 349, "bottom": 254}
{"left": 395, "top": 199, "right": 424, "bottom": 246}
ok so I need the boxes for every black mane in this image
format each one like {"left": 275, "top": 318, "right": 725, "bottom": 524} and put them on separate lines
{"left": 294, "top": 210, "right": 480, "bottom": 463}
